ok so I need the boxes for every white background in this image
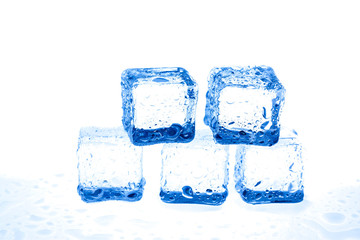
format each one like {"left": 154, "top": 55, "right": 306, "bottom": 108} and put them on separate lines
{"left": 1, "top": 0, "right": 360, "bottom": 239}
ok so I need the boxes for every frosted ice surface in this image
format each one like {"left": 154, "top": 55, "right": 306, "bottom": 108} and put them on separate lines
{"left": 160, "top": 130, "right": 229, "bottom": 205}
{"left": 133, "top": 84, "right": 187, "bottom": 129}
{"left": 204, "top": 66, "right": 285, "bottom": 146}
{"left": 77, "top": 127, "right": 145, "bottom": 203}
{"left": 234, "top": 129, "right": 304, "bottom": 204}
{"left": 121, "top": 67, "right": 198, "bottom": 146}
{"left": 1, "top": 176, "right": 360, "bottom": 239}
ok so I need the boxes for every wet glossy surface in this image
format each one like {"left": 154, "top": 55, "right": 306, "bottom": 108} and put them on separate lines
{"left": 1, "top": 174, "right": 360, "bottom": 239}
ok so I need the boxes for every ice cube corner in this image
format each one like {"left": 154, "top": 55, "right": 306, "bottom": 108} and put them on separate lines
{"left": 121, "top": 67, "right": 198, "bottom": 146}
{"left": 204, "top": 66, "right": 285, "bottom": 146}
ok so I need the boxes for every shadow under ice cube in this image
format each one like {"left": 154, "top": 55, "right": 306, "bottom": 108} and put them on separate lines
{"left": 121, "top": 67, "right": 198, "bottom": 146}
{"left": 160, "top": 130, "right": 229, "bottom": 206}
{"left": 77, "top": 127, "right": 145, "bottom": 203}
{"left": 234, "top": 129, "right": 304, "bottom": 204}
{"left": 204, "top": 66, "right": 285, "bottom": 146}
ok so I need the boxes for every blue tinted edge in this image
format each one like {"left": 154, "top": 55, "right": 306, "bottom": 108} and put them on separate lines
{"left": 160, "top": 188, "right": 228, "bottom": 206}
{"left": 235, "top": 182, "right": 304, "bottom": 205}
{"left": 77, "top": 178, "right": 146, "bottom": 203}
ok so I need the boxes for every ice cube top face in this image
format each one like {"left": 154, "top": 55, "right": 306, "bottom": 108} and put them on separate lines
{"left": 204, "top": 66, "right": 285, "bottom": 146}
{"left": 121, "top": 67, "right": 198, "bottom": 146}
{"left": 160, "top": 130, "right": 229, "bottom": 206}
{"left": 234, "top": 130, "right": 304, "bottom": 204}
{"left": 77, "top": 127, "right": 145, "bottom": 203}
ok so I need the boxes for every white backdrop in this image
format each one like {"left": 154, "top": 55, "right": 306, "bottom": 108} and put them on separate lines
{"left": 1, "top": 0, "right": 360, "bottom": 239}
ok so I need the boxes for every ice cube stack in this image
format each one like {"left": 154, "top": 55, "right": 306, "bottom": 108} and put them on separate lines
{"left": 77, "top": 66, "right": 304, "bottom": 205}
{"left": 205, "top": 66, "right": 304, "bottom": 204}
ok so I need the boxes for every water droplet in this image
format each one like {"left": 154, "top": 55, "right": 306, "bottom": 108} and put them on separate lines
{"left": 182, "top": 186, "right": 193, "bottom": 198}
{"left": 254, "top": 181, "right": 261, "bottom": 187}
{"left": 260, "top": 121, "right": 270, "bottom": 129}
{"left": 288, "top": 183, "right": 295, "bottom": 192}
{"left": 262, "top": 107, "right": 267, "bottom": 118}
{"left": 93, "top": 189, "right": 102, "bottom": 197}
{"left": 127, "top": 192, "right": 138, "bottom": 199}
{"left": 239, "top": 131, "right": 246, "bottom": 136}
{"left": 206, "top": 189, "right": 213, "bottom": 194}
{"left": 289, "top": 163, "right": 295, "bottom": 172}
{"left": 323, "top": 212, "right": 345, "bottom": 224}
{"left": 255, "top": 193, "right": 262, "bottom": 200}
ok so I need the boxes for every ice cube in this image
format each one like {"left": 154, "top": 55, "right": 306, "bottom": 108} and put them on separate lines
{"left": 77, "top": 127, "right": 145, "bottom": 203}
{"left": 234, "top": 129, "right": 304, "bottom": 204}
{"left": 160, "top": 130, "right": 229, "bottom": 206}
{"left": 121, "top": 67, "right": 198, "bottom": 146}
{"left": 204, "top": 66, "right": 285, "bottom": 146}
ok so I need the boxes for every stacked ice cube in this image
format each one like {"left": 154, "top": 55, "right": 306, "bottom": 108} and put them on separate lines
{"left": 204, "top": 66, "right": 285, "bottom": 146}
{"left": 121, "top": 67, "right": 198, "bottom": 146}
{"left": 77, "top": 67, "right": 203, "bottom": 203}
{"left": 76, "top": 65, "right": 303, "bottom": 205}
{"left": 160, "top": 129, "right": 229, "bottom": 206}
{"left": 204, "top": 66, "right": 303, "bottom": 204}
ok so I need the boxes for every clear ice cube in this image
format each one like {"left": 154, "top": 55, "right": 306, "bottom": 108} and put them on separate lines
{"left": 77, "top": 127, "right": 145, "bottom": 203}
{"left": 204, "top": 66, "right": 285, "bottom": 146}
{"left": 121, "top": 67, "right": 198, "bottom": 146}
{"left": 234, "top": 129, "right": 304, "bottom": 204}
{"left": 160, "top": 130, "right": 229, "bottom": 206}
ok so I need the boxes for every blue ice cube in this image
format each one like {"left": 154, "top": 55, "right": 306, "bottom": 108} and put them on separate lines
{"left": 204, "top": 66, "right": 285, "bottom": 146}
{"left": 234, "top": 129, "right": 304, "bottom": 204}
{"left": 121, "top": 67, "right": 198, "bottom": 146}
{"left": 160, "top": 130, "right": 229, "bottom": 206}
{"left": 77, "top": 127, "right": 145, "bottom": 203}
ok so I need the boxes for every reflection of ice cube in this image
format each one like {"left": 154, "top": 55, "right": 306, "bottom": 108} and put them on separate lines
{"left": 234, "top": 129, "right": 304, "bottom": 204}
{"left": 121, "top": 67, "right": 198, "bottom": 146}
{"left": 204, "top": 66, "right": 285, "bottom": 146}
{"left": 160, "top": 130, "right": 229, "bottom": 206}
{"left": 77, "top": 127, "right": 145, "bottom": 203}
